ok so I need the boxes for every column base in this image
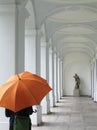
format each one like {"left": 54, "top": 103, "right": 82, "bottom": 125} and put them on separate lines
{"left": 31, "top": 105, "right": 42, "bottom": 126}
{"left": 41, "top": 97, "right": 50, "bottom": 114}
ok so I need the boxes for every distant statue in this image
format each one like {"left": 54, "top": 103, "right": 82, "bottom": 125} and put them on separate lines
{"left": 73, "top": 73, "right": 80, "bottom": 89}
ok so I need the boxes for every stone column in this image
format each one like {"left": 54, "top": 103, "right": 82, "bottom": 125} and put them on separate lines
{"left": 56, "top": 55, "right": 59, "bottom": 102}
{"left": 92, "top": 61, "right": 95, "bottom": 99}
{"left": 60, "top": 60, "right": 63, "bottom": 97}
{"left": 0, "top": 1, "right": 27, "bottom": 130}
{"left": 93, "top": 55, "right": 97, "bottom": 102}
{"left": 90, "top": 60, "right": 94, "bottom": 99}
{"left": 31, "top": 29, "right": 42, "bottom": 126}
{"left": 58, "top": 58, "right": 61, "bottom": 99}
{"left": 91, "top": 58, "right": 95, "bottom": 100}
{"left": 49, "top": 47, "right": 55, "bottom": 107}
{"left": 56, "top": 56, "right": 59, "bottom": 101}
{"left": 46, "top": 43, "right": 51, "bottom": 113}
{"left": 41, "top": 42, "right": 50, "bottom": 114}
{"left": 54, "top": 53, "right": 59, "bottom": 103}
{"left": 25, "top": 29, "right": 41, "bottom": 125}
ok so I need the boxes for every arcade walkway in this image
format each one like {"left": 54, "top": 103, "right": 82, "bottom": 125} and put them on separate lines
{"left": 32, "top": 96, "right": 97, "bottom": 130}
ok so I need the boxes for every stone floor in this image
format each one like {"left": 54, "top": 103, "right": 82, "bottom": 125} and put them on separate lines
{"left": 32, "top": 96, "right": 97, "bottom": 130}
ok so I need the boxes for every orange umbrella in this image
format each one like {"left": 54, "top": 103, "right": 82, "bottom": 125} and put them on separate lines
{"left": 0, "top": 71, "right": 52, "bottom": 112}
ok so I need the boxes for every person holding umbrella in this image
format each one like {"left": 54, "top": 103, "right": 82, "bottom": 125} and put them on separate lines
{"left": 0, "top": 71, "right": 51, "bottom": 129}
{"left": 5, "top": 106, "right": 37, "bottom": 130}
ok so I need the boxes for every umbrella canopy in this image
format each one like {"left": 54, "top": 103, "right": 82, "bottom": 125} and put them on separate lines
{"left": 0, "top": 71, "right": 52, "bottom": 112}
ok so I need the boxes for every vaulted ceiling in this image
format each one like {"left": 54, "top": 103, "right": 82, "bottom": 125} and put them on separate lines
{"left": 26, "top": 0, "right": 97, "bottom": 60}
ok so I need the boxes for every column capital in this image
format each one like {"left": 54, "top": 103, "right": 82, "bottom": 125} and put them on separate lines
{"left": 16, "top": 2, "right": 29, "bottom": 20}
{"left": 15, "top": 0, "right": 28, "bottom": 5}
{"left": 0, "top": 0, "right": 28, "bottom": 5}
{"left": 90, "top": 57, "right": 95, "bottom": 68}
{"left": 0, "top": 1, "right": 29, "bottom": 19}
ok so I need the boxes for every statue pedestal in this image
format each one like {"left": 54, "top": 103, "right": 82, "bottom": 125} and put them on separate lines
{"left": 73, "top": 88, "right": 80, "bottom": 96}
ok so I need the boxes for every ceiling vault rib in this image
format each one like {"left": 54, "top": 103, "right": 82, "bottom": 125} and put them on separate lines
{"left": 27, "top": 0, "right": 97, "bottom": 59}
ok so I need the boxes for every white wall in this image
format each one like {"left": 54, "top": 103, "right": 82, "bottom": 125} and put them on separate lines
{"left": 0, "top": 6, "right": 16, "bottom": 130}
{"left": 63, "top": 52, "right": 91, "bottom": 96}
{"left": 0, "top": 10, "right": 15, "bottom": 85}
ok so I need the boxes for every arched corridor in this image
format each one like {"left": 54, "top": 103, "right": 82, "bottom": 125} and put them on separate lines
{"left": 0, "top": 0, "right": 97, "bottom": 129}
{"left": 33, "top": 96, "right": 97, "bottom": 130}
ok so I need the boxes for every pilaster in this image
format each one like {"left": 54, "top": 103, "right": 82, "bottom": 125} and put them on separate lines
{"left": 15, "top": 2, "right": 29, "bottom": 73}
{"left": 0, "top": 0, "right": 28, "bottom": 91}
